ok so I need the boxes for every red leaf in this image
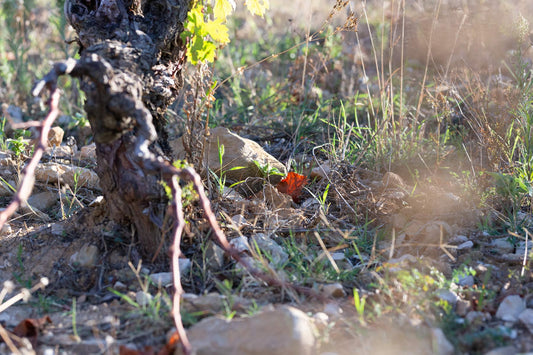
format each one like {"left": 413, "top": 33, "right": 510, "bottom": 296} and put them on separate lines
{"left": 276, "top": 172, "right": 308, "bottom": 202}
{"left": 12, "top": 316, "right": 52, "bottom": 348}
{"left": 157, "top": 331, "right": 180, "bottom": 355}
{"left": 119, "top": 345, "right": 155, "bottom": 355}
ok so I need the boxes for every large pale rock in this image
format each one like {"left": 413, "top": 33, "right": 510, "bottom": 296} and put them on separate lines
{"left": 171, "top": 127, "right": 286, "bottom": 184}
{"left": 186, "top": 306, "right": 316, "bottom": 355}
{"left": 495, "top": 295, "right": 525, "bottom": 322}
{"left": 34, "top": 163, "right": 100, "bottom": 190}
{"left": 431, "top": 328, "right": 454, "bottom": 355}
{"left": 27, "top": 191, "right": 58, "bottom": 211}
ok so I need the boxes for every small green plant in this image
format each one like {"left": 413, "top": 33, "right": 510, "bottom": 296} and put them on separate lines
{"left": 353, "top": 288, "right": 367, "bottom": 325}
{"left": 70, "top": 297, "right": 81, "bottom": 342}
{"left": 208, "top": 140, "right": 245, "bottom": 195}
{"left": 108, "top": 261, "right": 172, "bottom": 322}
{"left": 215, "top": 279, "right": 238, "bottom": 320}
{"left": 252, "top": 160, "right": 284, "bottom": 178}
{"left": 8, "top": 129, "right": 31, "bottom": 158}
{"left": 488, "top": 172, "right": 531, "bottom": 231}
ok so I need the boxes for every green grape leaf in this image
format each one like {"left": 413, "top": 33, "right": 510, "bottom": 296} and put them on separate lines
{"left": 245, "top": 0, "right": 269, "bottom": 17}
{"left": 214, "top": 0, "right": 235, "bottom": 21}
{"left": 205, "top": 18, "right": 230, "bottom": 44}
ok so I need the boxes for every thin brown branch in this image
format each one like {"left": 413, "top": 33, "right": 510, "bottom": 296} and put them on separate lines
{"left": 0, "top": 88, "right": 61, "bottom": 232}
{"left": 170, "top": 176, "right": 192, "bottom": 355}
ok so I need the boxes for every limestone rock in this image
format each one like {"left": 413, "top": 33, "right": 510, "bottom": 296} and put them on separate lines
{"left": 518, "top": 308, "right": 533, "bottom": 334}
{"left": 492, "top": 238, "right": 514, "bottom": 254}
{"left": 431, "top": 328, "right": 454, "bottom": 355}
{"left": 48, "top": 126, "right": 64, "bottom": 147}
{"left": 34, "top": 163, "right": 100, "bottom": 190}
{"left": 205, "top": 241, "right": 226, "bottom": 270}
{"left": 62, "top": 166, "right": 100, "bottom": 190}
{"left": 229, "top": 236, "right": 251, "bottom": 254}
{"left": 250, "top": 233, "right": 288, "bottom": 265}
{"left": 78, "top": 143, "right": 96, "bottom": 160}
{"left": 70, "top": 244, "right": 99, "bottom": 267}
{"left": 495, "top": 295, "right": 525, "bottom": 322}
{"left": 186, "top": 306, "right": 316, "bottom": 355}
{"left": 27, "top": 191, "right": 58, "bottom": 211}
{"left": 46, "top": 145, "right": 73, "bottom": 156}
{"left": 436, "top": 289, "right": 459, "bottom": 306}
{"left": 171, "top": 127, "right": 286, "bottom": 184}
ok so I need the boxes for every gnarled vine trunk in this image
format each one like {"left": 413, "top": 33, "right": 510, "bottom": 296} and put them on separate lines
{"left": 64, "top": 0, "right": 190, "bottom": 257}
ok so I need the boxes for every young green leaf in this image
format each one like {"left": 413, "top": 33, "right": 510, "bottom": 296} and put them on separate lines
{"left": 245, "top": 0, "right": 270, "bottom": 17}
{"left": 214, "top": 0, "right": 235, "bottom": 21}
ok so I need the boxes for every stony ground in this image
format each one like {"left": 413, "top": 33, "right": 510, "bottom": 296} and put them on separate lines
{"left": 2, "top": 1, "right": 533, "bottom": 355}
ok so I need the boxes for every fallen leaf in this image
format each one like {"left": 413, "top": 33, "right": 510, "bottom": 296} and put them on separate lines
{"left": 157, "top": 331, "right": 180, "bottom": 355}
{"left": 118, "top": 333, "right": 180, "bottom": 355}
{"left": 276, "top": 172, "right": 308, "bottom": 203}
{"left": 12, "top": 316, "right": 52, "bottom": 348}
{"left": 119, "top": 345, "right": 155, "bottom": 355}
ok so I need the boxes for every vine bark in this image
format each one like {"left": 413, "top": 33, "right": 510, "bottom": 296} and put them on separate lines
{"left": 63, "top": 0, "right": 190, "bottom": 257}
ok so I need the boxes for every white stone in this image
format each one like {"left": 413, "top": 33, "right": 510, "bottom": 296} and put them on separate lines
{"left": 250, "top": 233, "right": 288, "bottom": 265}
{"left": 135, "top": 291, "right": 153, "bottom": 307}
{"left": 431, "top": 328, "right": 454, "bottom": 355}
{"left": 518, "top": 308, "right": 533, "bottom": 334}
{"left": 436, "top": 289, "right": 459, "bottom": 306}
{"left": 449, "top": 235, "right": 469, "bottom": 244}
{"left": 230, "top": 236, "right": 251, "bottom": 253}
{"left": 456, "top": 275, "right": 475, "bottom": 287}
{"left": 516, "top": 241, "right": 532, "bottom": 256}
{"left": 457, "top": 241, "right": 474, "bottom": 250}
{"left": 492, "top": 238, "right": 514, "bottom": 253}
{"left": 495, "top": 295, "right": 526, "bottom": 322}
{"left": 149, "top": 272, "right": 173, "bottom": 287}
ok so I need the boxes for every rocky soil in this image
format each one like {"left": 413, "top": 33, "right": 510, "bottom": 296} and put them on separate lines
{"left": 0, "top": 124, "right": 532, "bottom": 355}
